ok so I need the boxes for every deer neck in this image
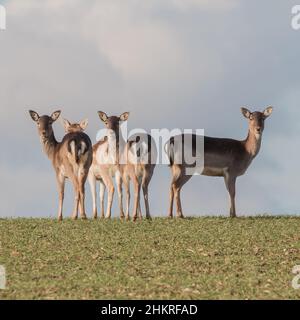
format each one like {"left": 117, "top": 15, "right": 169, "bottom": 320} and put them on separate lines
{"left": 41, "top": 132, "right": 58, "bottom": 161}
{"left": 106, "top": 129, "right": 125, "bottom": 164}
{"left": 244, "top": 130, "right": 262, "bottom": 158}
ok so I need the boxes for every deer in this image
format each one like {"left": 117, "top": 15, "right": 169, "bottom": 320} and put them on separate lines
{"left": 123, "top": 132, "right": 156, "bottom": 220}
{"left": 88, "top": 111, "right": 134, "bottom": 220}
{"left": 29, "top": 110, "right": 93, "bottom": 221}
{"left": 88, "top": 112, "right": 155, "bottom": 221}
{"left": 165, "top": 107, "right": 273, "bottom": 218}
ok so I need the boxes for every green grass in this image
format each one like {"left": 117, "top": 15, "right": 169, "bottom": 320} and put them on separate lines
{"left": 0, "top": 217, "right": 300, "bottom": 299}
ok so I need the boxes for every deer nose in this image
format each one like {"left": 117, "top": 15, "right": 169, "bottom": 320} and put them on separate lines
{"left": 41, "top": 130, "right": 47, "bottom": 136}
{"left": 255, "top": 127, "right": 261, "bottom": 134}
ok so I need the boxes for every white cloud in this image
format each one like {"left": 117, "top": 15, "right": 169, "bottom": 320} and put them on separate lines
{"left": 0, "top": 0, "right": 299, "bottom": 217}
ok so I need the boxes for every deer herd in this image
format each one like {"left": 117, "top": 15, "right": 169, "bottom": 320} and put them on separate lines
{"left": 29, "top": 106, "right": 273, "bottom": 221}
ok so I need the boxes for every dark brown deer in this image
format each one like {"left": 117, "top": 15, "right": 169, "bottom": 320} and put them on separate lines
{"left": 165, "top": 107, "right": 273, "bottom": 218}
{"left": 29, "top": 110, "right": 93, "bottom": 220}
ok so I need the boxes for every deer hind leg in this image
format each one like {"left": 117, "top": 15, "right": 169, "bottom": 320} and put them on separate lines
{"left": 130, "top": 173, "right": 140, "bottom": 222}
{"left": 170, "top": 165, "right": 192, "bottom": 218}
{"left": 88, "top": 172, "right": 97, "bottom": 219}
{"left": 168, "top": 184, "right": 174, "bottom": 219}
{"left": 224, "top": 173, "right": 237, "bottom": 218}
{"left": 99, "top": 180, "right": 105, "bottom": 219}
{"left": 138, "top": 198, "right": 142, "bottom": 220}
{"left": 168, "top": 165, "right": 180, "bottom": 218}
{"left": 56, "top": 173, "right": 65, "bottom": 221}
{"left": 115, "top": 171, "right": 125, "bottom": 219}
{"left": 142, "top": 166, "right": 154, "bottom": 220}
{"left": 71, "top": 178, "right": 80, "bottom": 220}
{"left": 78, "top": 172, "right": 88, "bottom": 220}
{"left": 123, "top": 176, "right": 130, "bottom": 221}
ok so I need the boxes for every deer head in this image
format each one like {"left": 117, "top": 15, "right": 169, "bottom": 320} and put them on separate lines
{"left": 241, "top": 107, "right": 273, "bottom": 138}
{"left": 97, "top": 111, "right": 129, "bottom": 133}
{"left": 29, "top": 110, "right": 61, "bottom": 140}
{"left": 63, "top": 118, "right": 88, "bottom": 133}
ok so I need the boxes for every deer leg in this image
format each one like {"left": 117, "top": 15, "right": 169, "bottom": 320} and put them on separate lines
{"left": 104, "top": 177, "right": 114, "bottom": 219}
{"left": 88, "top": 173, "right": 97, "bottom": 219}
{"left": 78, "top": 174, "right": 87, "bottom": 220}
{"left": 115, "top": 171, "right": 125, "bottom": 219}
{"left": 131, "top": 173, "right": 140, "bottom": 222}
{"left": 142, "top": 178, "right": 151, "bottom": 220}
{"left": 144, "top": 166, "right": 154, "bottom": 220}
{"left": 56, "top": 173, "right": 65, "bottom": 221}
{"left": 173, "top": 171, "right": 192, "bottom": 219}
{"left": 168, "top": 165, "right": 180, "bottom": 218}
{"left": 138, "top": 197, "right": 142, "bottom": 220}
{"left": 71, "top": 180, "right": 80, "bottom": 220}
{"left": 168, "top": 183, "right": 174, "bottom": 218}
{"left": 99, "top": 180, "right": 105, "bottom": 219}
{"left": 123, "top": 176, "right": 130, "bottom": 221}
{"left": 224, "top": 174, "right": 237, "bottom": 218}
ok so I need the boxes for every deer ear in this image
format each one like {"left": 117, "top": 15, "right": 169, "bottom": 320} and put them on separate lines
{"left": 241, "top": 107, "right": 251, "bottom": 119}
{"left": 51, "top": 110, "right": 61, "bottom": 122}
{"left": 120, "top": 112, "right": 129, "bottom": 122}
{"left": 263, "top": 106, "right": 273, "bottom": 118}
{"left": 29, "top": 110, "right": 40, "bottom": 122}
{"left": 98, "top": 111, "right": 108, "bottom": 122}
{"left": 63, "top": 119, "right": 71, "bottom": 132}
{"left": 80, "top": 119, "right": 88, "bottom": 130}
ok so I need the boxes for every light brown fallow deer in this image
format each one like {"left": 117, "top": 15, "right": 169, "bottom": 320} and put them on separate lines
{"left": 29, "top": 110, "right": 93, "bottom": 220}
{"left": 165, "top": 107, "right": 273, "bottom": 218}
{"left": 123, "top": 133, "right": 156, "bottom": 220}
{"left": 88, "top": 112, "right": 137, "bottom": 220}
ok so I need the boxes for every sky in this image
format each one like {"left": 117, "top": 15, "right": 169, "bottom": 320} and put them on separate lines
{"left": 0, "top": 0, "right": 300, "bottom": 218}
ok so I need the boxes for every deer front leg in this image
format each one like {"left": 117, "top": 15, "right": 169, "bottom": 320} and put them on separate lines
{"left": 99, "top": 180, "right": 105, "bottom": 219}
{"left": 103, "top": 177, "right": 114, "bottom": 219}
{"left": 88, "top": 172, "right": 97, "bottom": 219}
{"left": 224, "top": 173, "right": 237, "bottom": 218}
{"left": 131, "top": 175, "right": 140, "bottom": 222}
{"left": 56, "top": 173, "right": 65, "bottom": 221}
{"left": 115, "top": 171, "right": 125, "bottom": 219}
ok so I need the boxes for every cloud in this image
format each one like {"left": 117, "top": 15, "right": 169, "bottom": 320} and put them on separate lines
{"left": 0, "top": 0, "right": 299, "bottom": 217}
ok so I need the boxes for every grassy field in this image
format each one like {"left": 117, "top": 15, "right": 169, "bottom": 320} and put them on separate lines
{"left": 0, "top": 217, "right": 300, "bottom": 300}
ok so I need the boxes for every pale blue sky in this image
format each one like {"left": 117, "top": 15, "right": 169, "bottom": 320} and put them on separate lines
{"left": 0, "top": 0, "right": 299, "bottom": 217}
